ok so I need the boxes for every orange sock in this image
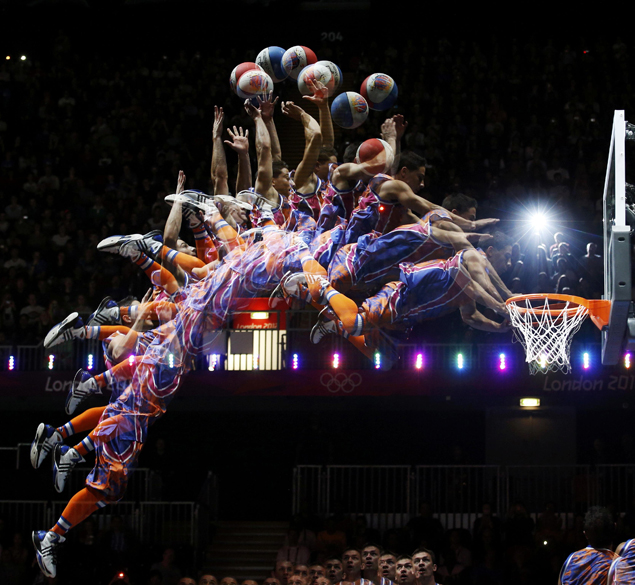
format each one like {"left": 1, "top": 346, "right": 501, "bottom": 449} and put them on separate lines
{"left": 57, "top": 407, "right": 104, "bottom": 440}
{"left": 51, "top": 487, "right": 105, "bottom": 536}
{"left": 346, "top": 334, "right": 374, "bottom": 360}
{"left": 325, "top": 287, "right": 363, "bottom": 335}
{"left": 73, "top": 429, "right": 97, "bottom": 457}
{"left": 209, "top": 213, "right": 244, "bottom": 252}
{"left": 135, "top": 252, "right": 180, "bottom": 294}
{"left": 160, "top": 246, "right": 206, "bottom": 271}
{"left": 192, "top": 224, "right": 218, "bottom": 263}
{"left": 85, "top": 325, "right": 130, "bottom": 340}
{"left": 120, "top": 301, "right": 177, "bottom": 322}
{"left": 299, "top": 254, "right": 328, "bottom": 301}
{"left": 69, "top": 407, "right": 106, "bottom": 434}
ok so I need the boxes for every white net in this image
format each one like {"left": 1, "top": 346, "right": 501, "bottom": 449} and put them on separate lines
{"left": 507, "top": 297, "right": 589, "bottom": 374}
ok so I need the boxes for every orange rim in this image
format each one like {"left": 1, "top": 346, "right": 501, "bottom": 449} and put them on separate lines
{"left": 506, "top": 294, "right": 611, "bottom": 331}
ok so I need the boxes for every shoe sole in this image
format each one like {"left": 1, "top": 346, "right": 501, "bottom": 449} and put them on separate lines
{"left": 52, "top": 446, "right": 65, "bottom": 493}
{"left": 30, "top": 423, "right": 46, "bottom": 469}
{"left": 44, "top": 312, "right": 80, "bottom": 348}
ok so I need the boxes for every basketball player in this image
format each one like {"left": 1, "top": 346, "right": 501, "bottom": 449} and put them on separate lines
{"left": 559, "top": 506, "right": 617, "bottom": 585}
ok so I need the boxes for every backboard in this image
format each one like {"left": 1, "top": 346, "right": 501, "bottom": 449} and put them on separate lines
{"left": 602, "top": 110, "right": 632, "bottom": 365}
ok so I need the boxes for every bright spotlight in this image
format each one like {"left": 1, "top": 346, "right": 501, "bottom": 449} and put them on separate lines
{"left": 529, "top": 211, "right": 550, "bottom": 233}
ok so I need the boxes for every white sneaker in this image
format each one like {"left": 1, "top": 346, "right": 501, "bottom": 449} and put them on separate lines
{"left": 65, "top": 369, "right": 101, "bottom": 416}
{"left": 30, "top": 423, "right": 63, "bottom": 469}
{"left": 43, "top": 313, "right": 85, "bottom": 348}
{"left": 33, "top": 530, "right": 65, "bottom": 578}
{"left": 53, "top": 445, "right": 85, "bottom": 493}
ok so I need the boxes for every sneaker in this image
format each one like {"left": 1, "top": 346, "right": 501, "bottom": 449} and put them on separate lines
{"left": 30, "top": 423, "right": 63, "bottom": 469}
{"left": 167, "top": 193, "right": 219, "bottom": 217}
{"left": 270, "top": 271, "right": 312, "bottom": 308}
{"left": 53, "top": 445, "right": 85, "bottom": 493}
{"left": 65, "top": 369, "right": 101, "bottom": 416}
{"left": 87, "top": 296, "right": 119, "bottom": 326}
{"left": 33, "top": 530, "right": 65, "bottom": 578}
{"left": 97, "top": 233, "right": 143, "bottom": 254}
{"left": 310, "top": 307, "right": 341, "bottom": 344}
{"left": 136, "top": 230, "right": 163, "bottom": 257}
{"left": 44, "top": 313, "right": 84, "bottom": 348}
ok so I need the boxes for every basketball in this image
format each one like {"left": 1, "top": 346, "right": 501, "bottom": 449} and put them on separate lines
{"left": 356, "top": 138, "right": 394, "bottom": 175}
{"left": 255, "top": 46, "right": 288, "bottom": 83}
{"left": 316, "top": 60, "right": 343, "bottom": 92}
{"left": 360, "top": 73, "right": 398, "bottom": 111}
{"left": 229, "top": 62, "right": 263, "bottom": 95}
{"left": 330, "top": 92, "right": 369, "bottom": 129}
{"left": 236, "top": 69, "right": 273, "bottom": 100}
{"left": 297, "top": 63, "right": 335, "bottom": 96}
{"left": 282, "top": 45, "right": 317, "bottom": 80}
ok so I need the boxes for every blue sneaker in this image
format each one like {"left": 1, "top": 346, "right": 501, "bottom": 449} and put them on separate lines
{"left": 43, "top": 312, "right": 84, "bottom": 348}
{"left": 33, "top": 530, "right": 65, "bottom": 578}
{"left": 66, "top": 369, "right": 101, "bottom": 416}
{"left": 30, "top": 423, "right": 63, "bottom": 469}
{"left": 87, "top": 296, "right": 119, "bottom": 326}
{"left": 53, "top": 445, "right": 85, "bottom": 493}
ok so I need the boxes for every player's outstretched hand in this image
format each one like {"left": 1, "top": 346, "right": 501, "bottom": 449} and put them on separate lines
{"left": 473, "top": 218, "right": 500, "bottom": 231}
{"left": 465, "top": 232, "right": 492, "bottom": 242}
{"left": 302, "top": 79, "right": 329, "bottom": 104}
{"left": 176, "top": 170, "right": 186, "bottom": 195}
{"left": 244, "top": 99, "right": 261, "bottom": 119}
{"left": 257, "top": 92, "right": 278, "bottom": 121}
{"left": 213, "top": 106, "right": 224, "bottom": 140}
{"left": 281, "top": 101, "right": 305, "bottom": 121}
{"left": 381, "top": 117, "right": 397, "bottom": 141}
{"left": 225, "top": 126, "right": 250, "bottom": 155}
{"left": 393, "top": 114, "right": 408, "bottom": 140}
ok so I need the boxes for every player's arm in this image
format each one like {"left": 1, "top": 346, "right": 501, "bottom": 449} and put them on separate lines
{"left": 483, "top": 256, "right": 513, "bottom": 299}
{"left": 225, "top": 126, "right": 252, "bottom": 193}
{"left": 260, "top": 93, "right": 281, "bottom": 162}
{"left": 381, "top": 117, "right": 398, "bottom": 175}
{"left": 211, "top": 106, "right": 229, "bottom": 195}
{"left": 164, "top": 170, "right": 186, "bottom": 250}
{"left": 245, "top": 99, "right": 277, "bottom": 204}
{"left": 303, "top": 79, "right": 334, "bottom": 149}
{"left": 391, "top": 114, "right": 407, "bottom": 175}
{"left": 331, "top": 162, "right": 374, "bottom": 190}
{"left": 463, "top": 275, "right": 508, "bottom": 317}
{"left": 460, "top": 301, "right": 510, "bottom": 333}
{"left": 381, "top": 180, "right": 499, "bottom": 232}
{"left": 282, "top": 101, "right": 322, "bottom": 193}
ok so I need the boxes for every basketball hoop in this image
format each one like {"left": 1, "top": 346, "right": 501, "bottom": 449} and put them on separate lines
{"left": 506, "top": 294, "right": 611, "bottom": 374}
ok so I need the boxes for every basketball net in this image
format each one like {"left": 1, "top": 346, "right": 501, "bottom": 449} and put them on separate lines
{"left": 507, "top": 297, "right": 589, "bottom": 374}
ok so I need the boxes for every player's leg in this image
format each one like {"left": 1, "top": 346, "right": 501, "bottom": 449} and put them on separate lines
{"left": 33, "top": 485, "right": 106, "bottom": 578}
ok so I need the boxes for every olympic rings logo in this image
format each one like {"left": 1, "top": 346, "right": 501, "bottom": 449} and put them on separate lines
{"left": 320, "top": 372, "right": 362, "bottom": 393}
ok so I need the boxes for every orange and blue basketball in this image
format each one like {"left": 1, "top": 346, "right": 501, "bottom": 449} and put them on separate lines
{"left": 316, "top": 60, "right": 343, "bottom": 92}
{"left": 229, "top": 62, "right": 263, "bottom": 95}
{"left": 331, "top": 92, "right": 369, "bottom": 129}
{"left": 256, "top": 47, "right": 288, "bottom": 83}
{"left": 360, "top": 73, "right": 398, "bottom": 111}
{"left": 356, "top": 138, "right": 394, "bottom": 175}
{"left": 282, "top": 45, "right": 317, "bottom": 80}
{"left": 236, "top": 69, "right": 273, "bottom": 100}
{"left": 297, "top": 63, "right": 335, "bottom": 96}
